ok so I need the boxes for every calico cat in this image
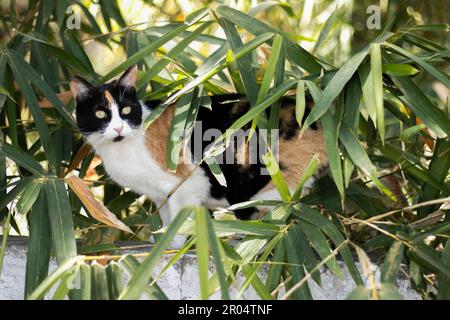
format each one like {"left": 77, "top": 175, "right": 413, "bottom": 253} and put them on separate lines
{"left": 70, "top": 65, "right": 327, "bottom": 247}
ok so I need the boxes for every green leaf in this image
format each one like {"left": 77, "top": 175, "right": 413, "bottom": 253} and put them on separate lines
{"left": 317, "top": 98, "right": 345, "bottom": 199}
{"left": 291, "top": 155, "right": 320, "bottom": 201}
{"left": 295, "top": 80, "right": 306, "bottom": 127}
{"left": 15, "top": 48, "right": 76, "bottom": 126}
{"left": 293, "top": 204, "right": 363, "bottom": 285}
{"left": 370, "top": 43, "right": 384, "bottom": 142}
{"left": 28, "top": 256, "right": 83, "bottom": 300}
{"left": 0, "top": 85, "right": 16, "bottom": 103}
{"left": 378, "top": 283, "right": 404, "bottom": 300}
{"left": 195, "top": 207, "right": 210, "bottom": 299}
{"left": 205, "top": 214, "right": 230, "bottom": 299}
{"left": 0, "top": 143, "right": 44, "bottom": 176}
{"left": 301, "top": 49, "right": 368, "bottom": 134}
{"left": 437, "top": 240, "right": 450, "bottom": 300}
{"left": 298, "top": 221, "right": 344, "bottom": 279}
{"left": 16, "top": 179, "right": 43, "bottom": 216}
{"left": 382, "top": 64, "right": 419, "bottom": 76}
{"left": 157, "top": 32, "right": 274, "bottom": 112}
{"left": 101, "top": 24, "right": 189, "bottom": 82}
{"left": 51, "top": 267, "right": 78, "bottom": 300}
{"left": 73, "top": 264, "right": 91, "bottom": 300}
{"left": 91, "top": 263, "right": 110, "bottom": 300}
{"left": 219, "top": 17, "right": 259, "bottom": 105}
{"left": 292, "top": 224, "right": 322, "bottom": 285}
{"left": 119, "top": 255, "right": 168, "bottom": 300}
{"left": 409, "top": 245, "right": 450, "bottom": 279}
{"left": 106, "top": 262, "right": 123, "bottom": 300}
{"left": 45, "top": 179, "right": 77, "bottom": 264}
{"left": 216, "top": 6, "right": 322, "bottom": 74}
{"left": 417, "top": 139, "right": 450, "bottom": 218}
{"left": 284, "top": 229, "right": 312, "bottom": 300}
{"left": 137, "top": 22, "right": 213, "bottom": 90}
{"left": 258, "top": 34, "right": 284, "bottom": 103}
{"left": 6, "top": 51, "right": 57, "bottom": 169}
{"left": 0, "top": 211, "right": 12, "bottom": 279}
{"left": 226, "top": 48, "right": 245, "bottom": 93}
{"left": 262, "top": 150, "right": 291, "bottom": 202}
{"left": 346, "top": 286, "right": 370, "bottom": 300}
{"left": 119, "top": 207, "right": 192, "bottom": 299}
{"left": 185, "top": 7, "right": 210, "bottom": 26}
{"left": 265, "top": 237, "right": 285, "bottom": 296}
{"left": 380, "top": 241, "right": 404, "bottom": 284}
{"left": 399, "top": 124, "right": 426, "bottom": 141}
{"left": 384, "top": 55, "right": 450, "bottom": 138}
{"left": 178, "top": 219, "right": 281, "bottom": 237}
{"left": 167, "top": 90, "right": 196, "bottom": 171}
{"left": 339, "top": 124, "right": 394, "bottom": 199}
{"left": 205, "top": 156, "right": 227, "bottom": 187}
{"left": 383, "top": 42, "right": 450, "bottom": 88}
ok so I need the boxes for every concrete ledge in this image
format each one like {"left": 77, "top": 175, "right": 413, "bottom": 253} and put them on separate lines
{"left": 0, "top": 237, "right": 421, "bottom": 300}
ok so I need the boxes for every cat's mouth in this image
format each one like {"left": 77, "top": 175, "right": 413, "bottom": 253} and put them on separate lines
{"left": 113, "top": 136, "right": 124, "bottom": 142}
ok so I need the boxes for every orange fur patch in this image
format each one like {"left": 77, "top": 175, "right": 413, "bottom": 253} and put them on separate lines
{"left": 261, "top": 128, "right": 327, "bottom": 192}
{"left": 104, "top": 90, "right": 114, "bottom": 107}
{"left": 144, "top": 105, "right": 193, "bottom": 178}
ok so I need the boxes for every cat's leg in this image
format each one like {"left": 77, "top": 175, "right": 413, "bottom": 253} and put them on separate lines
{"left": 165, "top": 172, "right": 210, "bottom": 248}
{"left": 153, "top": 201, "right": 187, "bottom": 249}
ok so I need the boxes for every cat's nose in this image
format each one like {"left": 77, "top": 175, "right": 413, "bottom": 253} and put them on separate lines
{"left": 113, "top": 126, "right": 123, "bottom": 135}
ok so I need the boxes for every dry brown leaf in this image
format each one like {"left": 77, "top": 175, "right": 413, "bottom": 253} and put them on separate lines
{"left": 65, "top": 175, "right": 134, "bottom": 234}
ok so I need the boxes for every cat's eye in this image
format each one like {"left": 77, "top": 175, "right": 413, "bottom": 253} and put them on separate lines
{"left": 121, "top": 106, "right": 132, "bottom": 115}
{"left": 95, "top": 110, "right": 107, "bottom": 119}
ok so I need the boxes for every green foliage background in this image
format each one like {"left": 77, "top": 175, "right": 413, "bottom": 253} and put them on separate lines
{"left": 0, "top": 0, "right": 449, "bottom": 300}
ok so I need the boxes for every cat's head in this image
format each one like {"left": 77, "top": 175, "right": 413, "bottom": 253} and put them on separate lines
{"left": 70, "top": 65, "right": 142, "bottom": 144}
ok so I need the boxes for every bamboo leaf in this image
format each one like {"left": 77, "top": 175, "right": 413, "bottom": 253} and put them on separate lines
{"left": 380, "top": 241, "right": 405, "bottom": 284}
{"left": 137, "top": 22, "right": 213, "bottom": 90}
{"left": 0, "top": 143, "right": 44, "bottom": 176}
{"left": 346, "top": 286, "right": 370, "bottom": 300}
{"left": 205, "top": 214, "right": 230, "bottom": 299}
{"left": 101, "top": 24, "right": 189, "bottom": 82}
{"left": 437, "top": 240, "right": 450, "bottom": 300}
{"left": 216, "top": 6, "right": 322, "bottom": 74}
{"left": 370, "top": 43, "right": 384, "bottom": 142}
{"left": 119, "top": 207, "right": 192, "bottom": 299}
{"left": 106, "top": 261, "right": 123, "bottom": 300}
{"left": 119, "top": 255, "right": 168, "bottom": 300}
{"left": 45, "top": 178, "right": 77, "bottom": 264}
{"left": 66, "top": 175, "right": 133, "bottom": 234}
{"left": 28, "top": 256, "right": 83, "bottom": 300}
{"left": 185, "top": 7, "right": 210, "bottom": 26}
{"left": 195, "top": 207, "right": 210, "bottom": 299}
{"left": 384, "top": 42, "right": 450, "bottom": 88}
{"left": 6, "top": 51, "right": 57, "bottom": 169}
{"left": 91, "top": 262, "right": 110, "bottom": 300}
{"left": 16, "top": 179, "right": 42, "bottom": 216}
{"left": 262, "top": 150, "right": 291, "bottom": 202}
{"left": 382, "top": 64, "right": 419, "bottom": 76}
{"left": 301, "top": 49, "right": 368, "bottom": 134}
{"left": 295, "top": 80, "right": 306, "bottom": 127}
{"left": 298, "top": 221, "right": 344, "bottom": 279}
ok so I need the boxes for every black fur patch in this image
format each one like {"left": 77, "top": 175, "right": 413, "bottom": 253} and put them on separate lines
{"left": 191, "top": 94, "right": 317, "bottom": 219}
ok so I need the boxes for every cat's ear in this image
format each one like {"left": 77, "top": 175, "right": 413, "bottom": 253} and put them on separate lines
{"left": 70, "top": 76, "right": 94, "bottom": 100}
{"left": 118, "top": 65, "right": 138, "bottom": 88}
